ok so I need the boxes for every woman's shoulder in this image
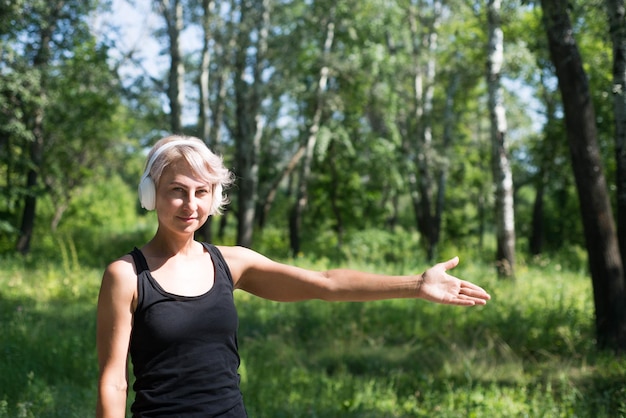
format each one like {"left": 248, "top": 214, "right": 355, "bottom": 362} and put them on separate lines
{"left": 212, "top": 245, "right": 264, "bottom": 284}
{"left": 214, "top": 245, "right": 265, "bottom": 263}
{"left": 101, "top": 253, "right": 138, "bottom": 295}
{"left": 105, "top": 252, "right": 136, "bottom": 273}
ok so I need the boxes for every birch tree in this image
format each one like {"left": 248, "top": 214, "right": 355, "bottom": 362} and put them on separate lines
{"left": 487, "top": 0, "right": 516, "bottom": 278}
{"left": 158, "top": 0, "right": 185, "bottom": 133}
{"left": 197, "top": 0, "right": 215, "bottom": 144}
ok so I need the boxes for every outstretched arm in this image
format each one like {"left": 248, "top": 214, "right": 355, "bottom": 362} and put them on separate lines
{"left": 221, "top": 246, "right": 490, "bottom": 305}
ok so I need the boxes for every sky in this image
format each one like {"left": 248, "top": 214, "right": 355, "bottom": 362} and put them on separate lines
{"left": 96, "top": 0, "right": 204, "bottom": 123}
{"left": 99, "top": 0, "right": 165, "bottom": 80}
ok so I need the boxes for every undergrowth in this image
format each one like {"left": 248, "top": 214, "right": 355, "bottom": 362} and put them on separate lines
{"left": 0, "top": 230, "right": 624, "bottom": 417}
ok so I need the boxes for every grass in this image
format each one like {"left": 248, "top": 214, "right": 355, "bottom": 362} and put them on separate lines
{"left": 1, "top": 248, "right": 625, "bottom": 417}
{"left": 0, "top": 257, "right": 99, "bottom": 417}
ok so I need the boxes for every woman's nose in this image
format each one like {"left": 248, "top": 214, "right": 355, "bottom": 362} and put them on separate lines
{"left": 184, "top": 192, "right": 198, "bottom": 210}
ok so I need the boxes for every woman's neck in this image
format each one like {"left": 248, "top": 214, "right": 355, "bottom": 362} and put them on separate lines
{"left": 143, "top": 230, "right": 201, "bottom": 258}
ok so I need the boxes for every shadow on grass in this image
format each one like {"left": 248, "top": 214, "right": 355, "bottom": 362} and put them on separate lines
{"left": 235, "top": 295, "right": 625, "bottom": 417}
{"left": 0, "top": 291, "right": 98, "bottom": 417}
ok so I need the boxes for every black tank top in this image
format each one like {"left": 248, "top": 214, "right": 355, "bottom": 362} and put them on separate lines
{"left": 129, "top": 243, "right": 244, "bottom": 417}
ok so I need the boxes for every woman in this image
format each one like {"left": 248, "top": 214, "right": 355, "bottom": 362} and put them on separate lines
{"left": 96, "top": 135, "right": 491, "bottom": 418}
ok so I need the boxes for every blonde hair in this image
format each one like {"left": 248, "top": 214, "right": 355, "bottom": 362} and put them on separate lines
{"left": 143, "top": 135, "right": 233, "bottom": 215}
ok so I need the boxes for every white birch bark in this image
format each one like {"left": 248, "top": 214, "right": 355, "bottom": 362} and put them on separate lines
{"left": 487, "top": 0, "right": 515, "bottom": 278}
{"left": 159, "top": 0, "right": 185, "bottom": 133}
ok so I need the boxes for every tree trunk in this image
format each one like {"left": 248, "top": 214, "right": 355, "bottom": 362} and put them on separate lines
{"left": 198, "top": 0, "right": 214, "bottom": 144}
{"left": 530, "top": 77, "right": 558, "bottom": 256}
{"left": 259, "top": 142, "right": 306, "bottom": 228}
{"left": 195, "top": 0, "right": 216, "bottom": 244}
{"left": 541, "top": 0, "right": 626, "bottom": 351}
{"left": 487, "top": 0, "right": 515, "bottom": 278}
{"left": 160, "top": 0, "right": 185, "bottom": 133}
{"left": 606, "top": 0, "right": 626, "bottom": 274}
{"left": 16, "top": 3, "right": 60, "bottom": 254}
{"left": 529, "top": 178, "right": 544, "bottom": 256}
{"left": 328, "top": 141, "right": 344, "bottom": 249}
{"left": 199, "top": 6, "right": 237, "bottom": 243}
{"left": 234, "top": 0, "right": 269, "bottom": 248}
{"left": 16, "top": 129, "right": 43, "bottom": 254}
{"left": 434, "top": 67, "right": 460, "bottom": 257}
{"left": 289, "top": 12, "right": 335, "bottom": 257}
{"left": 407, "top": 0, "right": 442, "bottom": 262}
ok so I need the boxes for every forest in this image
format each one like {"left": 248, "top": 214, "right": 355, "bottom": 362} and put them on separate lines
{"left": 1, "top": 0, "right": 626, "bottom": 416}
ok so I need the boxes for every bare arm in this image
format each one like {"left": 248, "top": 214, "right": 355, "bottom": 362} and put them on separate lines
{"left": 220, "top": 246, "right": 490, "bottom": 305}
{"left": 96, "top": 257, "right": 136, "bottom": 418}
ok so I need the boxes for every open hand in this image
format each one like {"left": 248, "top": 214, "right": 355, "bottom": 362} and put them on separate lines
{"left": 418, "top": 257, "right": 491, "bottom": 306}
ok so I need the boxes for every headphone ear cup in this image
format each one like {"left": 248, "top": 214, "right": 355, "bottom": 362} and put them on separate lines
{"left": 138, "top": 175, "right": 156, "bottom": 210}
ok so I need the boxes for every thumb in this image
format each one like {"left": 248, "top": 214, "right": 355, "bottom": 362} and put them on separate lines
{"left": 442, "top": 256, "right": 460, "bottom": 271}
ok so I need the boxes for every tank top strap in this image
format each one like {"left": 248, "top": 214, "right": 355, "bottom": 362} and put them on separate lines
{"left": 130, "top": 247, "right": 150, "bottom": 274}
{"left": 201, "top": 242, "right": 235, "bottom": 285}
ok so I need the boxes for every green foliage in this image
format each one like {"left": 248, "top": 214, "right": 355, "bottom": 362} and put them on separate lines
{"left": 0, "top": 0, "right": 135, "bottom": 254}
{"left": 21, "top": 172, "right": 155, "bottom": 268}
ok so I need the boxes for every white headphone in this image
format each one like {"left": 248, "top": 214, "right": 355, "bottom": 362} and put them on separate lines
{"left": 138, "top": 139, "right": 206, "bottom": 210}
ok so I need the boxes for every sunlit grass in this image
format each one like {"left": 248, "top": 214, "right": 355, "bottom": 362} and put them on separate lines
{"left": 1, "top": 249, "right": 625, "bottom": 417}
{"left": 236, "top": 258, "right": 625, "bottom": 417}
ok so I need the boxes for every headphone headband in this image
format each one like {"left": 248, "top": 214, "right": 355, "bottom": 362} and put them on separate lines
{"left": 143, "top": 139, "right": 203, "bottom": 179}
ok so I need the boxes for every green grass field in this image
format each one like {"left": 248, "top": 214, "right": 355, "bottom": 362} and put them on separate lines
{"left": 1, "top": 251, "right": 625, "bottom": 417}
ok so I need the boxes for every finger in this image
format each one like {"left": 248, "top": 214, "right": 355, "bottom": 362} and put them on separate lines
{"left": 460, "top": 281, "right": 491, "bottom": 296}
{"left": 455, "top": 293, "right": 489, "bottom": 305}
{"left": 448, "top": 297, "right": 477, "bottom": 306}
{"left": 441, "top": 256, "right": 460, "bottom": 271}
{"left": 460, "top": 285, "right": 491, "bottom": 301}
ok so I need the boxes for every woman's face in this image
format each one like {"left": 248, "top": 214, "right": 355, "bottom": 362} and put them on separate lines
{"left": 155, "top": 160, "right": 214, "bottom": 235}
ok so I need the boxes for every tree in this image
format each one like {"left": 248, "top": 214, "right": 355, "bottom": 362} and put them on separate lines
{"left": 487, "top": 0, "right": 516, "bottom": 278}
{"left": 233, "top": 0, "right": 270, "bottom": 247}
{"left": 405, "top": 0, "right": 444, "bottom": 262}
{"left": 193, "top": 0, "right": 218, "bottom": 243}
{"left": 0, "top": 0, "right": 110, "bottom": 253}
{"left": 288, "top": 4, "right": 336, "bottom": 256}
{"left": 43, "top": 39, "right": 125, "bottom": 230}
{"left": 13, "top": 1, "right": 63, "bottom": 253}
{"left": 606, "top": 0, "right": 626, "bottom": 269}
{"left": 541, "top": 0, "right": 626, "bottom": 351}
{"left": 158, "top": 0, "right": 186, "bottom": 133}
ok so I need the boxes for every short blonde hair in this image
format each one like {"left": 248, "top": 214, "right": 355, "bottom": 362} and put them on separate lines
{"left": 142, "top": 135, "right": 233, "bottom": 215}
